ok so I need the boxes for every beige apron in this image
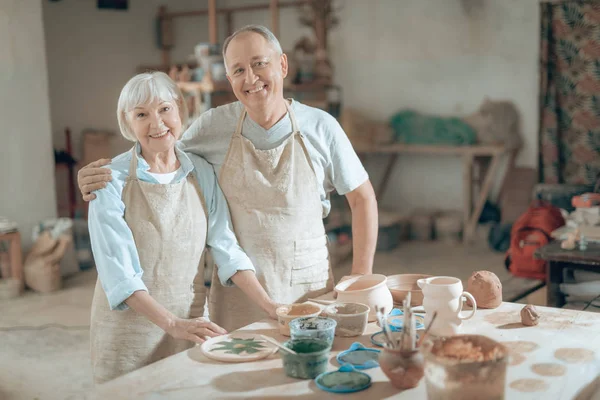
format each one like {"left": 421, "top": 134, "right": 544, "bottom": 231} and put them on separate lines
{"left": 90, "top": 147, "right": 208, "bottom": 384}
{"left": 209, "top": 102, "right": 333, "bottom": 331}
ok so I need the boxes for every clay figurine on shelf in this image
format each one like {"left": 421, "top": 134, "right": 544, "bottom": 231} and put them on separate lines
{"left": 520, "top": 304, "right": 540, "bottom": 326}
{"left": 467, "top": 270, "right": 502, "bottom": 309}
{"left": 168, "top": 65, "right": 179, "bottom": 81}
{"left": 179, "top": 65, "right": 191, "bottom": 82}
{"left": 561, "top": 229, "right": 579, "bottom": 250}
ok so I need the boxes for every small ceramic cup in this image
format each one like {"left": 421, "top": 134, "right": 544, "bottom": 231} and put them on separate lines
{"left": 280, "top": 338, "right": 331, "bottom": 379}
{"left": 276, "top": 303, "right": 322, "bottom": 336}
{"left": 289, "top": 316, "right": 337, "bottom": 347}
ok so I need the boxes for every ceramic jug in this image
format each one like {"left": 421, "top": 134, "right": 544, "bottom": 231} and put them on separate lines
{"left": 416, "top": 276, "right": 477, "bottom": 336}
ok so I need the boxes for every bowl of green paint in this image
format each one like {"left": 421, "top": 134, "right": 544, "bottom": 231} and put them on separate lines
{"left": 289, "top": 316, "right": 337, "bottom": 347}
{"left": 280, "top": 338, "right": 331, "bottom": 379}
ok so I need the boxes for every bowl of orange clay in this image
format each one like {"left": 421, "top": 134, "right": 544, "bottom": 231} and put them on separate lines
{"left": 276, "top": 303, "right": 322, "bottom": 336}
{"left": 422, "top": 334, "right": 508, "bottom": 400}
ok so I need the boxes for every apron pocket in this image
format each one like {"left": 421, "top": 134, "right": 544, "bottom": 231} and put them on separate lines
{"left": 292, "top": 235, "right": 330, "bottom": 285}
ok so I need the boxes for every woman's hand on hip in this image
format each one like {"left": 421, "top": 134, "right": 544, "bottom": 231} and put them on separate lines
{"left": 77, "top": 158, "right": 113, "bottom": 201}
{"left": 166, "top": 317, "right": 227, "bottom": 344}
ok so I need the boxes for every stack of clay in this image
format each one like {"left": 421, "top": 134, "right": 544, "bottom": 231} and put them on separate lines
{"left": 24, "top": 230, "right": 73, "bottom": 293}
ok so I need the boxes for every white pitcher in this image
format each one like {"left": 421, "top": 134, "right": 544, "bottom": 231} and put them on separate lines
{"left": 416, "top": 276, "right": 477, "bottom": 336}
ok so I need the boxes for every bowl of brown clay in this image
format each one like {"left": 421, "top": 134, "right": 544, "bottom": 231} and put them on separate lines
{"left": 422, "top": 334, "right": 508, "bottom": 400}
{"left": 323, "top": 302, "right": 370, "bottom": 337}
{"left": 276, "top": 303, "right": 322, "bottom": 336}
{"left": 386, "top": 274, "right": 432, "bottom": 306}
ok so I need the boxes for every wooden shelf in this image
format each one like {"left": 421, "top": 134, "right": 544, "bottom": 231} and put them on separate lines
{"left": 354, "top": 143, "right": 507, "bottom": 156}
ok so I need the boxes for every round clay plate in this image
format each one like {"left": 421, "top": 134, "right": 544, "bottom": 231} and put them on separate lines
{"left": 201, "top": 332, "right": 277, "bottom": 362}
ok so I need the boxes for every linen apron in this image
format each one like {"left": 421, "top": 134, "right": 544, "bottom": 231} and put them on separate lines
{"left": 208, "top": 102, "right": 334, "bottom": 331}
{"left": 90, "top": 147, "right": 208, "bottom": 384}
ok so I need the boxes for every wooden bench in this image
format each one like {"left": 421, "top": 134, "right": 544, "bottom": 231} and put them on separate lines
{"left": 354, "top": 143, "right": 517, "bottom": 244}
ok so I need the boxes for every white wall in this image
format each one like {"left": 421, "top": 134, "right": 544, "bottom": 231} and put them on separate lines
{"left": 0, "top": 0, "right": 56, "bottom": 249}
{"left": 226, "top": 0, "right": 540, "bottom": 212}
{"left": 44, "top": 0, "right": 540, "bottom": 213}
{"left": 43, "top": 0, "right": 229, "bottom": 158}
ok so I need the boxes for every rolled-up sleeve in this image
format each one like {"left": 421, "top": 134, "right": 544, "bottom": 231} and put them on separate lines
{"left": 88, "top": 177, "right": 148, "bottom": 310}
{"left": 189, "top": 154, "right": 255, "bottom": 286}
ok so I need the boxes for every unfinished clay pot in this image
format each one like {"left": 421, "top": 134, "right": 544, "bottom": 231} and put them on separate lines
{"left": 467, "top": 270, "right": 502, "bottom": 309}
{"left": 379, "top": 347, "right": 424, "bottom": 390}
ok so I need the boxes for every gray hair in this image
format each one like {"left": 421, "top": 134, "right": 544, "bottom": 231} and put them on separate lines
{"left": 222, "top": 25, "right": 283, "bottom": 72}
{"left": 116, "top": 71, "right": 188, "bottom": 142}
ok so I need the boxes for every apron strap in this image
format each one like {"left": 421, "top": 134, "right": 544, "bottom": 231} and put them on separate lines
{"left": 284, "top": 100, "right": 300, "bottom": 134}
{"left": 234, "top": 109, "right": 246, "bottom": 137}
{"left": 128, "top": 145, "right": 139, "bottom": 180}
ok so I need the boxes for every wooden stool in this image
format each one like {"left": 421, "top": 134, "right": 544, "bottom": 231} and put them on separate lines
{"left": 0, "top": 231, "right": 24, "bottom": 292}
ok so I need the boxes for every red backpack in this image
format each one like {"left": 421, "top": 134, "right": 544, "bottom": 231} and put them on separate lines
{"left": 505, "top": 200, "right": 565, "bottom": 280}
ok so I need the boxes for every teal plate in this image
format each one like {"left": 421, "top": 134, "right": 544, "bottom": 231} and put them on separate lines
{"left": 315, "top": 364, "right": 372, "bottom": 393}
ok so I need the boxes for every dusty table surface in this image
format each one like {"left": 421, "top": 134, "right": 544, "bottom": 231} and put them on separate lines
{"left": 87, "top": 301, "right": 600, "bottom": 400}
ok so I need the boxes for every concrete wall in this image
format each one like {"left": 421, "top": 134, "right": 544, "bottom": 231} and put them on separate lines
{"left": 0, "top": 0, "right": 56, "bottom": 248}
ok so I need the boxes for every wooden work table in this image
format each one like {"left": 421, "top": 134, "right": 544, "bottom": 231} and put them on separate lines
{"left": 87, "top": 301, "right": 600, "bottom": 399}
{"left": 354, "top": 143, "right": 515, "bottom": 244}
{"left": 536, "top": 241, "right": 600, "bottom": 308}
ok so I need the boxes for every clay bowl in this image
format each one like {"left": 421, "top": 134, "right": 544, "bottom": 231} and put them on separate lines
{"left": 386, "top": 274, "right": 432, "bottom": 307}
{"left": 422, "top": 335, "right": 508, "bottom": 400}
{"left": 323, "top": 302, "right": 370, "bottom": 337}
{"left": 334, "top": 274, "right": 394, "bottom": 322}
{"left": 276, "top": 303, "right": 322, "bottom": 336}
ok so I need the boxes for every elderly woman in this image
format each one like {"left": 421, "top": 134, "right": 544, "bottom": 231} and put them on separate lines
{"left": 88, "top": 71, "right": 276, "bottom": 384}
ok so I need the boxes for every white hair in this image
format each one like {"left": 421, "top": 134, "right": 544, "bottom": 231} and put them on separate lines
{"left": 116, "top": 71, "right": 188, "bottom": 142}
{"left": 222, "top": 24, "right": 283, "bottom": 72}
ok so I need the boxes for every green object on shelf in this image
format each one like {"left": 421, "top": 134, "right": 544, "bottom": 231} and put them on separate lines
{"left": 390, "top": 110, "right": 477, "bottom": 146}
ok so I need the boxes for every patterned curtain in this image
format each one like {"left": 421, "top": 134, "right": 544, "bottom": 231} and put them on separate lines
{"left": 539, "top": 1, "right": 600, "bottom": 184}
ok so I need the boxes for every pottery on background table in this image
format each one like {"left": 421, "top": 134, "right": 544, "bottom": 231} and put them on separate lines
{"left": 334, "top": 274, "right": 394, "bottom": 322}
{"left": 417, "top": 276, "right": 477, "bottom": 337}
{"left": 379, "top": 347, "right": 425, "bottom": 390}
{"left": 422, "top": 334, "right": 508, "bottom": 400}
{"left": 276, "top": 303, "right": 322, "bottom": 336}
{"left": 280, "top": 338, "right": 331, "bottom": 379}
{"left": 289, "top": 316, "right": 337, "bottom": 347}
{"left": 386, "top": 274, "right": 432, "bottom": 307}
{"left": 323, "top": 302, "right": 370, "bottom": 337}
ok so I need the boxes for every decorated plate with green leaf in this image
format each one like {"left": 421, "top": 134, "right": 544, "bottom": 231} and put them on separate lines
{"left": 201, "top": 332, "right": 278, "bottom": 362}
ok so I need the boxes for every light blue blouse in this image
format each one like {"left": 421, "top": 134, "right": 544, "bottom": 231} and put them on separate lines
{"left": 88, "top": 144, "right": 255, "bottom": 310}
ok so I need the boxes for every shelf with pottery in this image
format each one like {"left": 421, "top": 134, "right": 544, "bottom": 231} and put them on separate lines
{"left": 91, "top": 276, "right": 600, "bottom": 399}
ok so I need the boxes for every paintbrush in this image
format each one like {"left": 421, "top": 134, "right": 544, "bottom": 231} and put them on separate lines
{"left": 416, "top": 311, "right": 438, "bottom": 348}
{"left": 260, "top": 334, "right": 297, "bottom": 355}
{"left": 375, "top": 305, "right": 393, "bottom": 348}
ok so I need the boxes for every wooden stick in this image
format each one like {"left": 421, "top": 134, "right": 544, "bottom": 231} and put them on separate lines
{"left": 417, "top": 312, "right": 438, "bottom": 348}
{"left": 260, "top": 335, "right": 297, "bottom": 355}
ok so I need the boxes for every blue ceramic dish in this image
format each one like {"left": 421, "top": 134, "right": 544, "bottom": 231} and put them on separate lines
{"left": 336, "top": 342, "right": 380, "bottom": 369}
{"left": 315, "top": 364, "right": 372, "bottom": 393}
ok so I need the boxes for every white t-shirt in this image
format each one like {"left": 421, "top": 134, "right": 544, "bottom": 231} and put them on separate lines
{"left": 146, "top": 167, "right": 181, "bottom": 184}
{"left": 179, "top": 100, "right": 368, "bottom": 217}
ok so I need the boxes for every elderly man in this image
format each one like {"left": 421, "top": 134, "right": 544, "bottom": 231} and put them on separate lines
{"left": 78, "top": 25, "right": 378, "bottom": 331}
